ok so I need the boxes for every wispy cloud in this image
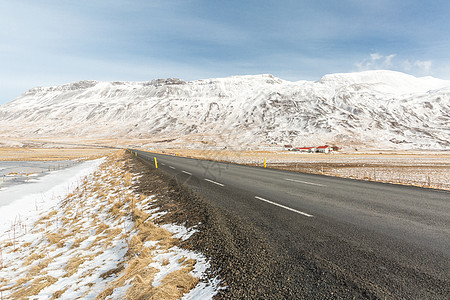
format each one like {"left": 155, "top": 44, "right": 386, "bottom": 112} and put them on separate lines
{"left": 404, "top": 60, "right": 433, "bottom": 74}
{"left": 355, "top": 53, "right": 433, "bottom": 76}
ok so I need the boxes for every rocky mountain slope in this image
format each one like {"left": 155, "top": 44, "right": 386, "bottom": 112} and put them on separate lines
{"left": 0, "top": 70, "right": 449, "bottom": 150}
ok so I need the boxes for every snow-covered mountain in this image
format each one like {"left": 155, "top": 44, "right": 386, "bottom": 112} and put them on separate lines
{"left": 0, "top": 70, "right": 449, "bottom": 150}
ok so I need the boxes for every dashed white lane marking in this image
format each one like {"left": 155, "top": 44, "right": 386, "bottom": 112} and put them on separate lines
{"left": 182, "top": 171, "right": 192, "bottom": 175}
{"left": 169, "top": 166, "right": 176, "bottom": 169}
{"left": 285, "top": 178, "right": 326, "bottom": 187}
{"left": 204, "top": 178, "right": 225, "bottom": 187}
{"left": 161, "top": 163, "right": 165, "bottom": 165}
{"left": 255, "top": 196, "right": 314, "bottom": 218}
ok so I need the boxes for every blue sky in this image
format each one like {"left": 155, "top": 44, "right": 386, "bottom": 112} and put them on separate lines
{"left": 1, "top": 0, "right": 450, "bottom": 104}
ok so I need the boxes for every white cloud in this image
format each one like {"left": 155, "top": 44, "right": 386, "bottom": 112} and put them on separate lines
{"left": 414, "top": 60, "right": 432, "bottom": 73}
{"left": 355, "top": 53, "right": 433, "bottom": 76}
{"left": 384, "top": 54, "right": 396, "bottom": 68}
{"left": 370, "top": 53, "right": 383, "bottom": 61}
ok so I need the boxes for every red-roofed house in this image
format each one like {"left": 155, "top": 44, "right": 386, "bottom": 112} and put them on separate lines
{"left": 316, "top": 145, "right": 331, "bottom": 153}
{"left": 293, "top": 147, "right": 316, "bottom": 153}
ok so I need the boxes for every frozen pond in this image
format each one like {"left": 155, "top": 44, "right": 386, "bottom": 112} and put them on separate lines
{"left": 0, "top": 161, "right": 79, "bottom": 190}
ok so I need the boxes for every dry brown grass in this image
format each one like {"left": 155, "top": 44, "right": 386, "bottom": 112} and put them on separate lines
{"left": 27, "top": 257, "right": 53, "bottom": 277}
{"left": 101, "top": 228, "right": 124, "bottom": 249}
{"left": 64, "top": 255, "right": 86, "bottom": 277}
{"left": 123, "top": 259, "right": 199, "bottom": 300}
{"left": 51, "top": 287, "right": 69, "bottom": 299}
{"left": 11, "top": 275, "right": 58, "bottom": 298}
{"left": 124, "top": 172, "right": 133, "bottom": 186}
{"left": 0, "top": 147, "right": 113, "bottom": 161}
{"left": 98, "top": 247, "right": 158, "bottom": 298}
{"left": 71, "top": 235, "right": 88, "bottom": 249}
{"left": 23, "top": 253, "right": 46, "bottom": 267}
{"left": 109, "top": 199, "right": 126, "bottom": 220}
{"left": 46, "top": 232, "right": 67, "bottom": 248}
{"left": 95, "top": 223, "right": 109, "bottom": 235}
{"left": 38, "top": 210, "right": 58, "bottom": 223}
{"left": 126, "top": 268, "right": 199, "bottom": 300}
{"left": 157, "top": 268, "right": 199, "bottom": 298}
{"left": 134, "top": 220, "right": 177, "bottom": 251}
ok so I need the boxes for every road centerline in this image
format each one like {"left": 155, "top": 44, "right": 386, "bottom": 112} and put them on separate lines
{"left": 204, "top": 178, "right": 225, "bottom": 187}
{"left": 255, "top": 196, "right": 314, "bottom": 217}
{"left": 285, "top": 178, "right": 326, "bottom": 187}
{"left": 182, "top": 170, "right": 192, "bottom": 175}
{"left": 169, "top": 166, "right": 176, "bottom": 169}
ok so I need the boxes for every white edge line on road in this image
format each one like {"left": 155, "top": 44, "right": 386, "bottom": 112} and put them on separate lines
{"left": 169, "top": 166, "right": 176, "bottom": 169}
{"left": 204, "top": 178, "right": 224, "bottom": 187}
{"left": 285, "top": 178, "right": 326, "bottom": 187}
{"left": 255, "top": 196, "right": 314, "bottom": 218}
{"left": 182, "top": 171, "right": 192, "bottom": 175}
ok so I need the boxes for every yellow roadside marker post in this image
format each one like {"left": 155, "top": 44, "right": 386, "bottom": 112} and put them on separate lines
{"left": 154, "top": 157, "right": 158, "bottom": 169}
{"left": 264, "top": 158, "right": 267, "bottom": 168}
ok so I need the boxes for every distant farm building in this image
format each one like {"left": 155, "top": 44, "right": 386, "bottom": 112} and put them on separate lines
{"left": 284, "top": 144, "right": 338, "bottom": 153}
{"left": 293, "top": 147, "right": 316, "bottom": 153}
{"left": 316, "top": 145, "right": 331, "bottom": 153}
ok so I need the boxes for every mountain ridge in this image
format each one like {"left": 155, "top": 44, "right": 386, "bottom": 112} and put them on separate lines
{"left": 1, "top": 70, "right": 449, "bottom": 150}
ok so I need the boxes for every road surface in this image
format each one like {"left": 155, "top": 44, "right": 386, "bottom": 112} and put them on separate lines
{"left": 133, "top": 150, "right": 450, "bottom": 299}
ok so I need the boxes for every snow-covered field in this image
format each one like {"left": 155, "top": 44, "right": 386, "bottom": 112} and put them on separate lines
{"left": 0, "top": 151, "right": 217, "bottom": 299}
{"left": 270, "top": 157, "right": 450, "bottom": 190}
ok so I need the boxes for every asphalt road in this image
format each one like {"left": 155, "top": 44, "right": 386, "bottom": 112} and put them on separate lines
{"left": 134, "top": 150, "right": 450, "bottom": 298}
